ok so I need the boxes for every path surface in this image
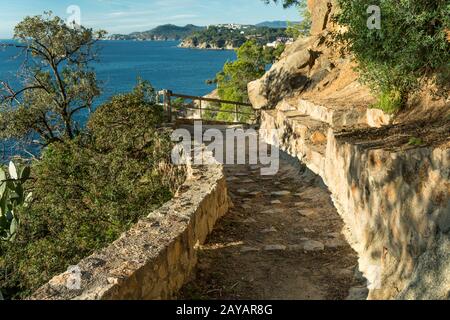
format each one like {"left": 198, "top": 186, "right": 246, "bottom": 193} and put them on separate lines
{"left": 178, "top": 136, "right": 366, "bottom": 299}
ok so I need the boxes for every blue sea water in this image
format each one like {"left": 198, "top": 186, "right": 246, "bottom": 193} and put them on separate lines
{"left": 0, "top": 40, "right": 235, "bottom": 102}
{"left": 96, "top": 40, "right": 235, "bottom": 99}
{"left": 0, "top": 40, "right": 236, "bottom": 159}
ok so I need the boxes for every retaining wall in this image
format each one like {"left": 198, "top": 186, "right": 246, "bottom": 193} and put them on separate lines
{"left": 31, "top": 147, "right": 230, "bottom": 300}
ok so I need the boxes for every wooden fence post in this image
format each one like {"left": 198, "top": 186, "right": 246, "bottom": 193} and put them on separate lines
{"left": 234, "top": 104, "right": 238, "bottom": 123}
{"left": 164, "top": 90, "right": 172, "bottom": 122}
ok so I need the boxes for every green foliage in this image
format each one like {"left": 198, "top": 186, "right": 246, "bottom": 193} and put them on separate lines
{"left": 0, "top": 12, "right": 106, "bottom": 146}
{"left": 261, "top": 0, "right": 301, "bottom": 8}
{"left": 87, "top": 80, "right": 165, "bottom": 151}
{"left": 334, "top": 0, "right": 450, "bottom": 111}
{"left": 217, "top": 40, "right": 267, "bottom": 100}
{"left": 0, "top": 162, "right": 31, "bottom": 242}
{"left": 264, "top": 43, "right": 286, "bottom": 63}
{"left": 0, "top": 162, "right": 31, "bottom": 299}
{"left": 286, "top": 8, "right": 312, "bottom": 39}
{"left": 135, "top": 24, "right": 203, "bottom": 40}
{"left": 285, "top": 1, "right": 312, "bottom": 39}
{"left": 214, "top": 40, "right": 278, "bottom": 122}
{"left": 408, "top": 137, "right": 424, "bottom": 146}
{"left": 0, "top": 82, "right": 185, "bottom": 298}
{"left": 374, "top": 89, "right": 404, "bottom": 114}
{"left": 185, "top": 25, "right": 288, "bottom": 49}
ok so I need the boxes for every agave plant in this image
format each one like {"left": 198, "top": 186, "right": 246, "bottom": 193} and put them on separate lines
{"left": 0, "top": 161, "right": 31, "bottom": 242}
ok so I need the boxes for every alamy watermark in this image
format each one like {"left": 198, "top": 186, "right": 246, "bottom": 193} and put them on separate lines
{"left": 66, "top": 5, "right": 81, "bottom": 29}
{"left": 367, "top": 5, "right": 381, "bottom": 30}
{"left": 367, "top": 264, "right": 382, "bottom": 290}
{"left": 66, "top": 265, "right": 81, "bottom": 290}
{"left": 171, "top": 122, "right": 281, "bottom": 176}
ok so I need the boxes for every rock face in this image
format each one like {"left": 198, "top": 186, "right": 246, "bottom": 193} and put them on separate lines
{"left": 250, "top": 0, "right": 450, "bottom": 300}
{"left": 259, "top": 106, "right": 450, "bottom": 300}
{"left": 179, "top": 38, "right": 236, "bottom": 50}
{"left": 307, "top": 0, "right": 336, "bottom": 35}
{"left": 248, "top": 0, "right": 340, "bottom": 109}
{"left": 248, "top": 36, "right": 318, "bottom": 109}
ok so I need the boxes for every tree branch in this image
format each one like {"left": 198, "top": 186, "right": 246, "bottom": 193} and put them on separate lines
{"left": 0, "top": 81, "right": 45, "bottom": 103}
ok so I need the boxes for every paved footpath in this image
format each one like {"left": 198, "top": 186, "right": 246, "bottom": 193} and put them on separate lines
{"left": 178, "top": 127, "right": 366, "bottom": 300}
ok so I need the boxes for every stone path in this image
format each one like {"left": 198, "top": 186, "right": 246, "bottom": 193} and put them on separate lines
{"left": 178, "top": 144, "right": 366, "bottom": 300}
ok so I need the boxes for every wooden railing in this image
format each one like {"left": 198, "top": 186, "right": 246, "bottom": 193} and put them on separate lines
{"left": 158, "top": 90, "right": 256, "bottom": 124}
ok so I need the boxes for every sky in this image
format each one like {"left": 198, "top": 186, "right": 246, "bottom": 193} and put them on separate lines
{"left": 0, "top": 0, "right": 300, "bottom": 38}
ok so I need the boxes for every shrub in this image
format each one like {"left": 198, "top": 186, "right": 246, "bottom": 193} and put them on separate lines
{"left": 408, "top": 137, "right": 424, "bottom": 146}
{"left": 375, "top": 89, "right": 404, "bottom": 114}
{"left": 334, "top": 0, "right": 450, "bottom": 112}
{"left": 0, "top": 82, "right": 185, "bottom": 298}
{"left": 285, "top": 0, "right": 312, "bottom": 39}
{"left": 214, "top": 40, "right": 277, "bottom": 122}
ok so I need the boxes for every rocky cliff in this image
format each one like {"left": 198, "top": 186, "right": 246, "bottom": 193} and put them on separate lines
{"left": 179, "top": 38, "right": 236, "bottom": 50}
{"left": 249, "top": 0, "right": 450, "bottom": 300}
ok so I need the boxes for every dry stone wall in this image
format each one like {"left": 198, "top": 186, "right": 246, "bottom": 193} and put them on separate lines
{"left": 250, "top": 0, "right": 449, "bottom": 299}
{"left": 31, "top": 147, "right": 230, "bottom": 300}
{"left": 260, "top": 108, "right": 450, "bottom": 299}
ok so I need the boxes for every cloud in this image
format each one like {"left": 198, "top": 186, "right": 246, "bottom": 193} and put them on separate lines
{"left": 107, "top": 9, "right": 156, "bottom": 18}
{"left": 166, "top": 14, "right": 198, "bottom": 20}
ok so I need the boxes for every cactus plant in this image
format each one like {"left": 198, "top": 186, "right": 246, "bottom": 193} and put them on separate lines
{"left": 0, "top": 161, "right": 32, "bottom": 242}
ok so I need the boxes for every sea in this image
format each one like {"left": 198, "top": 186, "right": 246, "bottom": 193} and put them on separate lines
{"left": 0, "top": 40, "right": 236, "bottom": 159}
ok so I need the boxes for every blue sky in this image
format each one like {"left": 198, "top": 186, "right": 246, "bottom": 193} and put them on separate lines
{"left": 0, "top": 0, "right": 300, "bottom": 38}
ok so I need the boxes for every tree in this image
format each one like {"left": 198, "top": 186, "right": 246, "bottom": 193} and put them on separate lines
{"left": 334, "top": 0, "right": 450, "bottom": 112}
{"left": 0, "top": 81, "right": 185, "bottom": 298}
{"left": 261, "top": 0, "right": 301, "bottom": 8}
{"left": 214, "top": 41, "right": 274, "bottom": 122}
{"left": 217, "top": 41, "right": 268, "bottom": 102}
{"left": 0, "top": 12, "right": 106, "bottom": 147}
{"left": 286, "top": 2, "right": 312, "bottom": 39}
{"left": 264, "top": 44, "right": 286, "bottom": 64}
{"left": 262, "top": 0, "right": 311, "bottom": 39}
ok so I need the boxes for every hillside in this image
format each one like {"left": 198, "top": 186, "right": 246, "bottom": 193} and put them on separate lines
{"left": 109, "top": 24, "right": 205, "bottom": 41}
{"left": 179, "top": 25, "right": 288, "bottom": 50}
{"left": 256, "top": 20, "right": 299, "bottom": 28}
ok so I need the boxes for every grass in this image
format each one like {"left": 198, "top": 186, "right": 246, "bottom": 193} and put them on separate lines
{"left": 373, "top": 90, "right": 403, "bottom": 114}
{"left": 408, "top": 137, "right": 424, "bottom": 146}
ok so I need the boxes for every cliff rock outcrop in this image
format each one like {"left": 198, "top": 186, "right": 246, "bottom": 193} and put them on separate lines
{"left": 179, "top": 39, "right": 236, "bottom": 50}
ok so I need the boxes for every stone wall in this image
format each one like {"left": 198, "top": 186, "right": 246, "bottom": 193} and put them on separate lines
{"left": 31, "top": 147, "right": 230, "bottom": 300}
{"left": 249, "top": 0, "right": 449, "bottom": 299}
{"left": 260, "top": 109, "right": 450, "bottom": 299}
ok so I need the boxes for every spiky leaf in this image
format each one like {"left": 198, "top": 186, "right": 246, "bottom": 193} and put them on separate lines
{"left": 0, "top": 167, "right": 6, "bottom": 196}
{"left": 15, "top": 184, "right": 24, "bottom": 203}
{"left": 8, "top": 161, "right": 18, "bottom": 180}
{"left": 20, "top": 166, "right": 31, "bottom": 180}
{"left": 0, "top": 193, "right": 7, "bottom": 216}
{"left": 9, "top": 217, "right": 18, "bottom": 238}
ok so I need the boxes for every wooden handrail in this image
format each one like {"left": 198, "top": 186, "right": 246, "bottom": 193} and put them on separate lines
{"left": 160, "top": 89, "right": 257, "bottom": 124}
{"left": 170, "top": 92, "right": 253, "bottom": 107}
{"left": 172, "top": 104, "right": 255, "bottom": 116}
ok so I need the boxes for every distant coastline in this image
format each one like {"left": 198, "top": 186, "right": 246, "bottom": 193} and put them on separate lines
{"left": 108, "top": 24, "right": 205, "bottom": 41}
{"left": 108, "top": 21, "right": 292, "bottom": 50}
{"left": 178, "top": 39, "right": 237, "bottom": 50}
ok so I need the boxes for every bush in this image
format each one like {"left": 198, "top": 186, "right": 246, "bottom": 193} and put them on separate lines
{"left": 375, "top": 89, "right": 404, "bottom": 114}
{"left": 334, "top": 0, "right": 450, "bottom": 112}
{"left": 0, "top": 82, "right": 186, "bottom": 298}
{"left": 214, "top": 40, "right": 278, "bottom": 122}
{"left": 285, "top": 0, "right": 312, "bottom": 39}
